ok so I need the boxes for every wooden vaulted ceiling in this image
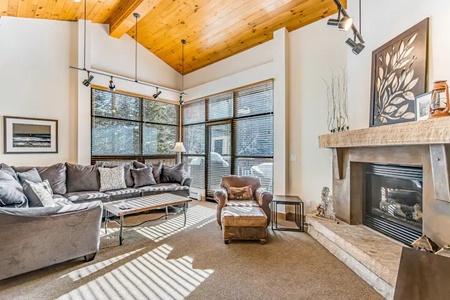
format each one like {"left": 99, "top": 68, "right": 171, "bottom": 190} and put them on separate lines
{"left": 1, "top": 0, "right": 344, "bottom": 74}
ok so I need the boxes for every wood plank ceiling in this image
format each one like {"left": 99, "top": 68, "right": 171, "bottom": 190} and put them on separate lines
{"left": 1, "top": 0, "right": 344, "bottom": 74}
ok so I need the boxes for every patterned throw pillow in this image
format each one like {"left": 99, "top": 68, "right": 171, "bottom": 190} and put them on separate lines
{"left": 98, "top": 166, "right": 127, "bottom": 192}
{"left": 227, "top": 185, "right": 253, "bottom": 200}
{"left": 23, "top": 180, "right": 55, "bottom": 207}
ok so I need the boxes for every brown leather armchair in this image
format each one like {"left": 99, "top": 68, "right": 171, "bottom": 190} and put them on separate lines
{"left": 214, "top": 175, "right": 273, "bottom": 227}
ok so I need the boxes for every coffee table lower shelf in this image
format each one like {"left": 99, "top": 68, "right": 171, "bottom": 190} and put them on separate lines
{"left": 103, "top": 194, "right": 192, "bottom": 245}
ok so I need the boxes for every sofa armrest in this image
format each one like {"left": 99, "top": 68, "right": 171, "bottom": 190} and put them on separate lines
{"left": 0, "top": 201, "right": 103, "bottom": 280}
{"left": 181, "top": 174, "right": 192, "bottom": 187}
{"left": 255, "top": 187, "right": 273, "bottom": 226}
{"left": 214, "top": 188, "right": 228, "bottom": 226}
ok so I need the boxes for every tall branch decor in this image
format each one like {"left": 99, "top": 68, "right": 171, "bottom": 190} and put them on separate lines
{"left": 324, "top": 68, "right": 348, "bottom": 133}
{"left": 370, "top": 19, "right": 429, "bottom": 127}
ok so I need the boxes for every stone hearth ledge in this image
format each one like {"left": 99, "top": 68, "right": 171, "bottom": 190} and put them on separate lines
{"left": 319, "top": 118, "right": 450, "bottom": 148}
{"left": 307, "top": 215, "right": 404, "bottom": 300}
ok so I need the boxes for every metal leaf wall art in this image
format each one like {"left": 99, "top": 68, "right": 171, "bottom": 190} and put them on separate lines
{"left": 370, "top": 19, "right": 429, "bottom": 127}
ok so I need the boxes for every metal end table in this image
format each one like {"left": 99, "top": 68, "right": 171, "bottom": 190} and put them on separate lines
{"left": 271, "top": 195, "right": 304, "bottom": 232}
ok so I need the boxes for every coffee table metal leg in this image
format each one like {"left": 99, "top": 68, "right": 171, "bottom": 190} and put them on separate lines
{"left": 104, "top": 211, "right": 109, "bottom": 235}
{"left": 183, "top": 202, "right": 187, "bottom": 227}
{"left": 119, "top": 215, "right": 124, "bottom": 246}
{"left": 165, "top": 206, "right": 168, "bottom": 219}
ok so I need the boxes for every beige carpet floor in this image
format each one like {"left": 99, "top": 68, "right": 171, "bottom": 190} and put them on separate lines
{"left": 0, "top": 201, "right": 382, "bottom": 300}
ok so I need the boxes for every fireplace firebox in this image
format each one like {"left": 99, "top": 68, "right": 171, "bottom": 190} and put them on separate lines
{"left": 363, "top": 164, "right": 423, "bottom": 245}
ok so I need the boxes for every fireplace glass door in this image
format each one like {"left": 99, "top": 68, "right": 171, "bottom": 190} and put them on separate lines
{"left": 364, "top": 164, "right": 423, "bottom": 245}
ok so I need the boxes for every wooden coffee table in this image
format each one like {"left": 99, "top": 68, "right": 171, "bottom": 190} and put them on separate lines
{"left": 103, "top": 193, "right": 192, "bottom": 245}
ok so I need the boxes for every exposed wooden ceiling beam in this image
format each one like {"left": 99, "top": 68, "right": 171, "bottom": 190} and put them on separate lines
{"left": 109, "top": 0, "right": 159, "bottom": 39}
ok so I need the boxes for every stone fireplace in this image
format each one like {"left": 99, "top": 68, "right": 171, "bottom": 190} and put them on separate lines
{"left": 319, "top": 117, "right": 450, "bottom": 247}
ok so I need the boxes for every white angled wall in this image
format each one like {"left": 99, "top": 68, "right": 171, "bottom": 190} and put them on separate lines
{"left": 0, "top": 17, "right": 78, "bottom": 166}
{"left": 0, "top": 17, "right": 181, "bottom": 166}
{"left": 346, "top": 0, "right": 450, "bottom": 130}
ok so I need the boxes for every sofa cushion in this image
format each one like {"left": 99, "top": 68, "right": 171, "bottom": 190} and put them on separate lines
{"left": 160, "top": 163, "right": 185, "bottom": 184}
{"left": 99, "top": 162, "right": 134, "bottom": 188}
{"left": 13, "top": 164, "right": 67, "bottom": 195}
{"left": 98, "top": 166, "right": 127, "bottom": 192}
{"left": 23, "top": 180, "right": 55, "bottom": 207}
{"left": 105, "top": 188, "right": 140, "bottom": 201}
{"left": 134, "top": 161, "right": 163, "bottom": 183}
{"left": 138, "top": 183, "right": 189, "bottom": 193}
{"left": 221, "top": 206, "right": 267, "bottom": 227}
{"left": 52, "top": 194, "right": 73, "bottom": 206}
{"left": 17, "top": 168, "right": 42, "bottom": 185}
{"left": 227, "top": 185, "right": 253, "bottom": 200}
{"left": 0, "top": 170, "right": 28, "bottom": 208}
{"left": 131, "top": 167, "right": 156, "bottom": 188}
{"left": 66, "top": 163, "right": 100, "bottom": 193}
{"left": 0, "top": 163, "right": 18, "bottom": 181}
{"left": 64, "top": 191, "right": 110, "bottom": 203}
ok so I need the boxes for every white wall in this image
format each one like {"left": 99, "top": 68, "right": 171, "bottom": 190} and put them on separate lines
{"left": 0, "top": 17, "right": 181, "bottom": 166}
{"left": 287, "top": 18, "right": 346, "bottom": 210}
{"left": 347, "top": 0, "right": 450, "bottom": 130}
{"left": 0, "top": 17, "right": 78, "bottom": 166}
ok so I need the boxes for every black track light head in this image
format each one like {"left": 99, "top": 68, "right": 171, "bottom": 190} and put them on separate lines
{"left": 153, "top": 88, "right": 162, "bottom": 99}
{"left": 327, "top": 18, "right": 339, "bottom": 27}
{"left": 82, "top": 72, "right": 94, "bottom": 87}
{"left": 109, "top": 76, "right": 116, "bottom": 92}
{"left": 179, "top": 93, "right": 184, "bottom": 106}
{"left": 345, "top": 37, "right": 365, "bottom": 55}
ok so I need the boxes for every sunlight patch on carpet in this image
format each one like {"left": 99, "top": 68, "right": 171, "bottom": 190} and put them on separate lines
{"left": 61, "top": 248, "right": 143, "bottom": 282}
{"left": 134, "top": 205, "right": 216, "bottom": 242}
{"left": 57, "top": 244, "right": 214, "bottom": 300}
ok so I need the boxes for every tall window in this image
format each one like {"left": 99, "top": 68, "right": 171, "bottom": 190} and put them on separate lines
{"left": 91, "top": 88, "right": 179, "bottom": 164}
{"left": 182, "top": 81, "right": 274, "bottom": 194}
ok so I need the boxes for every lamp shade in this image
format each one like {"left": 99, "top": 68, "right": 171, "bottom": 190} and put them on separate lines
{"left": 172, "top": 142, "right": 186, "bottom": 153}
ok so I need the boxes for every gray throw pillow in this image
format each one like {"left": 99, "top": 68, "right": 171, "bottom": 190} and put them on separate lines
{"left": 0, "top": 170, "right": 28, "bottom": 207}
{"left": 131, "top": 168, "right": 156, "bottom": 188}
{"left": 13, "top": 164, "right": 67, "bottom": 194}
{"left": 17, "top": 168, "right": 42, "bottom": 185}
{"left": 0, "top": 163, "right": 18, "bottom": 181}
{"left": 98, "top": 166, "right": 127, "bottom": 192}
{"left": 23, "top": 180, "right": 55, "bottom": 207}
{"left": 66, "top": 163, "right": 100, "bottom": 192}
{"left": 133, "top": 161, "right": 163, "bottom": 183}
{"left": 160, "top": 163, "right": 185, "bottom": 183}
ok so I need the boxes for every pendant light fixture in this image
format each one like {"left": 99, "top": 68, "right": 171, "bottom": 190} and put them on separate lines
{"left": 172, "top": 39, "right": 187, "bottom": 163}
{"left": 108, "top": 76, "right": 116, "bottom": 92}
{"left": 133, "top": 13, "right": 140, "bottom": 83}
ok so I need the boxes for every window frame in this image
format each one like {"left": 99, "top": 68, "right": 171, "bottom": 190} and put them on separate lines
{"left": 90, "top": 86, "right": 179, "bottom": 165}
{"left": 182, "top": 79, "right": 274, "bottom": 193}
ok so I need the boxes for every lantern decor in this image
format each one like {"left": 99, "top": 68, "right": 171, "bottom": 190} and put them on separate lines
{"left": 429, "top": 80, "right": 450, "bottom": 118}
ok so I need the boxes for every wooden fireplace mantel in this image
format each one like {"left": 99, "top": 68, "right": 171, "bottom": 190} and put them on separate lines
{"left": 318, "top": 118, "right": 450, "bottom": 149}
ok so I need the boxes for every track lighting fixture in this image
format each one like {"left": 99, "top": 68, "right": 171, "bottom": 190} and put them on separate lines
{"left": 346, "top": 35, "right": 365, "bottom": 55}
{"left": 153, "top": 88, "right": 162, "bottom": 99}
{"left": 82, "top": 71, "right": 94, "bottom": 87}
{"left": 179, "top": 39, "right": 186, "bottom": 106}
{"left": 327, "top": 0, "right": 365, "bottom": 55}
{"left": 109, "top": 76, "right": 116, "bottom": 92}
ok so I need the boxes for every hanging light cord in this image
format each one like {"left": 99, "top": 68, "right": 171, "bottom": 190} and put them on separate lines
{"left": 134, "top": 13, "right": 140, "bottom": 82}
{"left": 181, "top": 39, "right": 185, "bottom": 93}
{"left": 359, "top": 0, "right": 362, "bottom": 35}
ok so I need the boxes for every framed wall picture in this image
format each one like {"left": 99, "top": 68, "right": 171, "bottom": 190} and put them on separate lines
{"left": 415, "top": 92, "right": 432, "bottom": 120}
{"left": 3, "top": 116, "right": 58, "bottom": 154}
{"left": 370, "top": 18, "right": 429, "bottom": 127}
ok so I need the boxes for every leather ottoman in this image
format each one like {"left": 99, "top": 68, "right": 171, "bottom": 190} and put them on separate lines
{"left": 221, "top": 205, "right": 268, "bottom": 244}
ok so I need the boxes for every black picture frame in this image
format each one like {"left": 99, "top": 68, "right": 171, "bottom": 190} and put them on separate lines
{"left": 370, "top": 18, "right": 429, "bottom": 127}
{"left": 3, "top": 116, "right": 58, "bottom": 154}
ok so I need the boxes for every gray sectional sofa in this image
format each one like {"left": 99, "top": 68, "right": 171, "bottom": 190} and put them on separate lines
{"left": 0, "top": 161, "right": 191, "bottom": 280}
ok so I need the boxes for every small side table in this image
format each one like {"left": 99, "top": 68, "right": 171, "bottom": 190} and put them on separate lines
{"left": 271, "top": 195, "right": 304, "bottom": 232}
